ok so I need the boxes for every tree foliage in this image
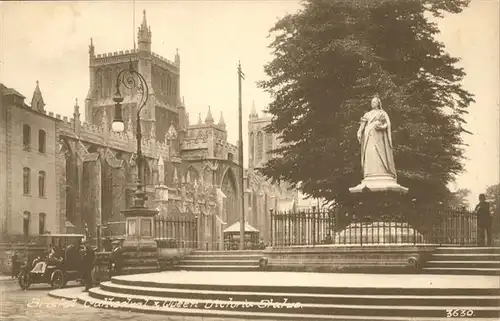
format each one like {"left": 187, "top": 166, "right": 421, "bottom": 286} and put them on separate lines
{"left": 258, "top": 0, "right": 474, "bottom": 206}
{"left": 486, "top": 183, "right": 500, "bottom": 214}
{"left": 444, "top": 188, "right": 471, "bottom": 209}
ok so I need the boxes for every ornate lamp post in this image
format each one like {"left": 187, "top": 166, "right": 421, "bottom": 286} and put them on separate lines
{"left": 112, "top": 61, "right": 149, "bottom": 208}
{"left": 112, "top": 61, "right": 158, "bottom": 258}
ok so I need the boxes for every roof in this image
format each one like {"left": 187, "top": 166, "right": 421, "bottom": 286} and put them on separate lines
{"left": 1, "top": 83, "right": 25, "bottom": 98}
{"left": 223, "top": 221, "right": 259, "bottom": 233}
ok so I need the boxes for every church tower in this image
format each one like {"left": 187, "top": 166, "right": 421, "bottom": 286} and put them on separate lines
{"left": 248, "top": 101, "right": 275, "bottom": 169}
{"left": 85, "top": 10, "right": 184, "bottom": 143}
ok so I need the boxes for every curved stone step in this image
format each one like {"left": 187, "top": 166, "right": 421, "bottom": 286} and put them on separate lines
{"left": 99, "top": 281, "right": 500, "bottom": 307}
{"left": 181, "top": 260, "right": 259, "bottom": 266}
{"left": 86, "top": 287, "right": 500, "bottom": 318}
{"left": 177, "top": 265, "right": 260, "bottom": 271}
{"left": 184, "top": 254, "right": 263, "bottom": 260}
{"left": 109, "top": 272, "right": 500, "bottom": 296}
{"left": 431, "top": 254, "right": 500, "bottom": 261}
{"left": 422, "top": 267, "right": 500, "bottom": 275}
{"left": 75, "top": 291, "right": 499, "bottom": 321}
{"left": 434, "top": 247, "right": 500, "bottom": 254}
{"left": 426, "top": 261, "right": 500, "bottom": 268}
{"left": 192, "top": 250, "right": 263, "bottom": 255}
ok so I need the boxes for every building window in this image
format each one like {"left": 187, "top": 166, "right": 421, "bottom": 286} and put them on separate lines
{"left": 38, "top": 171, "right": 46, "bottom": 197}
{"left": 23, "top": 167, "right": 31, "bottom": 194}
{"left": 256, "top": 131, "right": 264, "bottom": 162}
{"left": 38, "top": 130, "right": 46, "bottom": 153}
{"left": 23, "top": 124, "right": 31, "bottom": 150}
{"left": 265, "top": 133, "right": 273, "bottom": 154}
{"left": 39, "top": 213, "right": 46, "bottom": 235}
{"left": 249, "top": 132, "right": 254, "bottom": 162}
{"left": 23, "top": 211, "right": 30, "bottom": 238}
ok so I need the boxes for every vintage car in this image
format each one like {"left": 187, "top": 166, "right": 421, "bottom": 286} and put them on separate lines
{"left": 18, "top": 234, "right": 86, "bottom": 290}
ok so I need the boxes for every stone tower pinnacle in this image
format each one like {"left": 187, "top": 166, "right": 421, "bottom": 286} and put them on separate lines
{"left": 250, "top": 100, "right": 258, "bottom": 120}
{"left": 31, "top": 80, "right": 45, "bottom": 112}
{"left": 205, "top": 106, "right": 214, "bottom": 125}
{"left": 218, "top": 111, "right": 226, "bottom": 128}
{"left": 175, "top": 48, "right": 180, "bottom": 66}
{"left": 137, "top": 10, "right": 151, "bottom": 52}
{"left": 89, "top": 38, "right": 95, "bottom": 57}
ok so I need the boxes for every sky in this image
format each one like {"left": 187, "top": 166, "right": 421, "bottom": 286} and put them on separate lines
{"left": 0, "top": 0, "right": 498, "bottom": 206}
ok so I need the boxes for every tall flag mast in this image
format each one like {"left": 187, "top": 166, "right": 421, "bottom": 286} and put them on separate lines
{"left": 237, "top": 61, "right": 245, "bottom": 250}
{"left": 133, "top": 0, "right": 136, "bottom": 51}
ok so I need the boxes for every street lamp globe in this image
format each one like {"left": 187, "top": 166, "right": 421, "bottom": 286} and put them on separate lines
{"left": 112, "top": 120, "right": 125, "bottom": 133}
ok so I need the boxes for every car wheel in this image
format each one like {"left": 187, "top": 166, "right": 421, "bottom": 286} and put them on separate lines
{"left": 50, "top": 270, "right": 65, "bottom": 289}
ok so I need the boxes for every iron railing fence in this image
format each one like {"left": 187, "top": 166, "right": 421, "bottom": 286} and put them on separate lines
{"left": 270, "top": 206, "right": 480, "bottom": 247}
{"left": 96, "top": 216, "right": 198, "bottom": 251}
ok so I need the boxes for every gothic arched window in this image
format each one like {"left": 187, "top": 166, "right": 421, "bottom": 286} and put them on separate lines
{"left": 172, "top": 78, "right": 177, "bottom": 97}
{"left": 168, "top": 75, "right": 173, "bottom": 97}
{"left": 104, "top": 68, "right": 112, "bottom": 97}
{"left": 249, "top": 132, "right": 254, "bottom": 162}
{"left": 96, "top": 69, "right": 103, "bottom": 99}
{"left": 221, "top": 170, "right": 238, "bottom": 225}
{"left": 256, "top": 131, "right": 264, "bottom": 162}
{"left": 265, "top": 133, "right": 273, "bottom": 156}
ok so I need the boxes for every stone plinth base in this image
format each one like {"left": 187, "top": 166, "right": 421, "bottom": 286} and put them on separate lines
{"left": 349, "top": 176, "right": 408, "bottom": 194}
{"left": 261, "top": 244, "right": 436, "bottom": 273}
{"left": 334, "top": 221, "right": 424, "bottom": 244}
{"left": 120, "top": 237, "right": 159, "bottom": 275}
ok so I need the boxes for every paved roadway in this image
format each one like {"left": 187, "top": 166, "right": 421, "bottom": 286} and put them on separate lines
{"left": 0, "top": 279, "right": 253, "bottom": 321}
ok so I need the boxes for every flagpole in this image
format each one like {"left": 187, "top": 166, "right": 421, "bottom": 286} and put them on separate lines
{"left": 133, "top": 0, "right": 136, "bottom": 51}
{"left": 238, "top": 61, "right": 245, "bottom": 250}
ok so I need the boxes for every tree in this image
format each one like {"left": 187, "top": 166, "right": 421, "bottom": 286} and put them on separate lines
{"left": 445, "top": 188, "right": 471, "bottom": 209}
{"left": 486, "top": 183, "right": 500, "bottom": 214}
{"left": 258, "top": 0, "right": 474, "bottom": 206}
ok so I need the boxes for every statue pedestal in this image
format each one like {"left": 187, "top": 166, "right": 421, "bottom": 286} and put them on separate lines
{"left": 337, "top": 180, "right": 418, "bottom": 244}
{"left": 119, "top": 207, "right": 159, "bottom": 274}
{"left": 349, "top": 175, "right": 408, "bottom": 194}
{"left": 121, "top": 207, "right": 158, "bottom": 248}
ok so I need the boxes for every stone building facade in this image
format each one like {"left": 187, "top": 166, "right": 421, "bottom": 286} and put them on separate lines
{"left": 1, "top": 83, "right": 62, "bottom": 241}
{"left": 245, "top": 102, "right": 299, "bottom": 242}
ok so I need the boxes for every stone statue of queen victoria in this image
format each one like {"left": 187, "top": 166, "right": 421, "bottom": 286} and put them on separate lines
{"left": 349, "top": 95, "right": 408, "bottom": 193}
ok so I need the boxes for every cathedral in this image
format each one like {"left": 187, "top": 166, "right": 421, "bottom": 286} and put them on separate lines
{"left": 1, "top": 10, "right": 297, "bottom": 248}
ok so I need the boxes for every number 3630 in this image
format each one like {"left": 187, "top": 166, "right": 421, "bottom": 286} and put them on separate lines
{"left": 446, "top": 309, "right": 474, "bottom": 317}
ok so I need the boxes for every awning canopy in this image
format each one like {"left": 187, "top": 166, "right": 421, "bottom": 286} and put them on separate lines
{"left": 277, "top": 199, "right": 296, "bottom": 212}
{"left": 223, "top": 221, "right": 259, "bottom": 233}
